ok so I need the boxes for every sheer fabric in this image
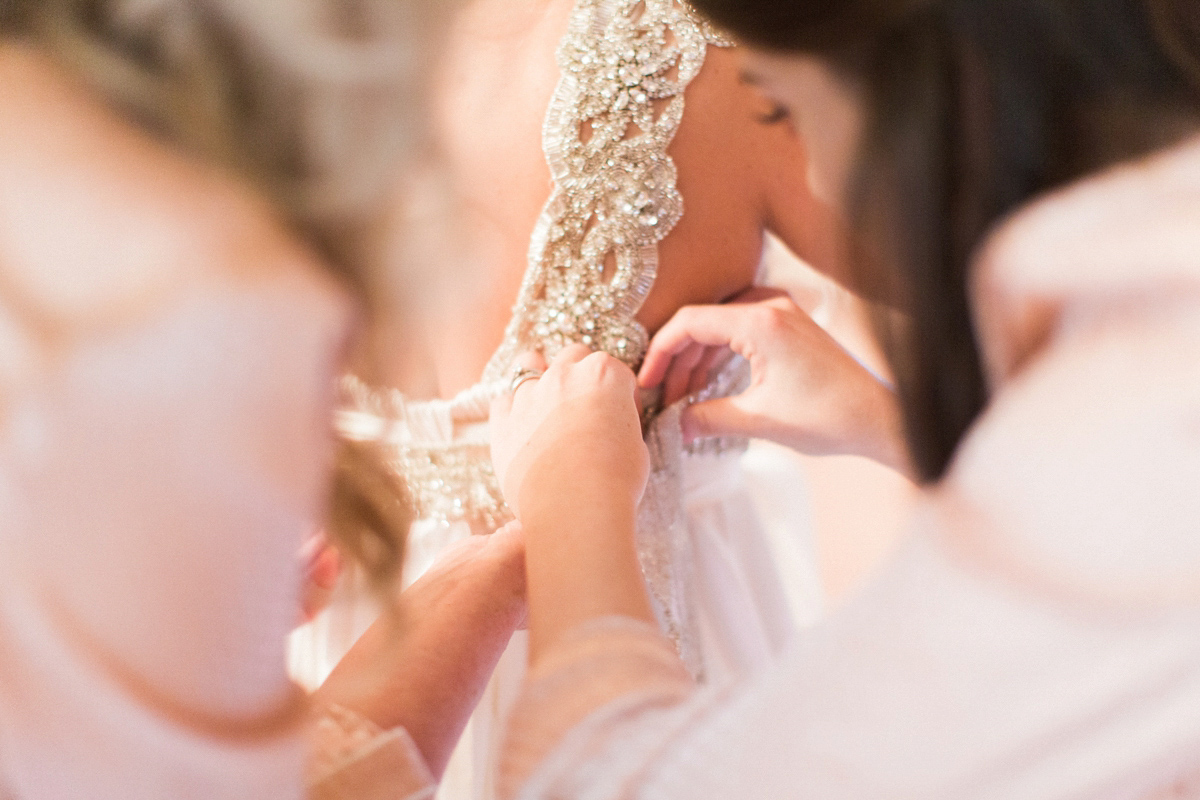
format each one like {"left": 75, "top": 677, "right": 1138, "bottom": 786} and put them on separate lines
{"left": 310, "top": 705, "right": 435, "bottom": 800}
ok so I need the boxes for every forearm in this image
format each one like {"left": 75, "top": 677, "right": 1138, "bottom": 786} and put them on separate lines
{"left": 314, "top": 528, "right": 526, "bottom": 779}
{"left": 489, "top": 349, "right": 694, "bottom": 799}
{"left": 312, "top": 609, "right": 502, "bottom": 779}
{"left": 840, "top": 379, "right": 914, "bottom": 479}
{"left": 495, "top": 505, "right": 690, "bottom": 800}
{"left": 522, "top": 484, "right": 655, "bottom": 663}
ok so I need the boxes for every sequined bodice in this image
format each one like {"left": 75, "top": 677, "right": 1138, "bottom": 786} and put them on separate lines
{"left": 339, "top": 0, "right": 733, "bottom": 532}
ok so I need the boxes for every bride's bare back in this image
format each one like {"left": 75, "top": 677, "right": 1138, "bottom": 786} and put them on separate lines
{"left": 378, "top": 0, "right": 839, "bottom": 399}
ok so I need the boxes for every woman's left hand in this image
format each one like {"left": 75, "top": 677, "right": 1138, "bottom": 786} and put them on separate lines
{"left": 490, "top": 344, "right": 649, "bottom": 522}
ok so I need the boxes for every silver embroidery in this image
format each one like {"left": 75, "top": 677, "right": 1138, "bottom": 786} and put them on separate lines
{"left": 338, "top": 376, "right": 510, "bottom": 530}
{"left": 482, "top": 0, "right": 731, "bottom": 383}
{"left": 340, "top": 0, "right": 732, "bottom": 533}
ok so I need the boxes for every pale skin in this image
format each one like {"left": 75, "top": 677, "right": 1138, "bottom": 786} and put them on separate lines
{"left": 311, "top": 3, "right": 850, "bottom": 733}
{"left": 490, "top": 49, "right": 908, "bottom": 662}
{"left": 637, "top": 286, "right": 911, "bottom": 475}
{"left": 491, "top": 346, "right": 654, "bottom": 658}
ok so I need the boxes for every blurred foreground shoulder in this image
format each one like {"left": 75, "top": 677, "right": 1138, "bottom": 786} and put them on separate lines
{"left": 0, "top": 43, "right": 350, "bottom": 343}
{"left": 950, "top": 135, "right": 1200, "bottom": 610}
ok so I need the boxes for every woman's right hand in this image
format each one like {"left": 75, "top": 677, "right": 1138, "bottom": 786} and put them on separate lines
{"left": 314, "top": 523, "right": 527, "bottom": 780}
{"left": 489, "top": 346, "right": 656, "bottom": 658}
{"left": 639, "top": 288, "right": 912, "bottom": 476}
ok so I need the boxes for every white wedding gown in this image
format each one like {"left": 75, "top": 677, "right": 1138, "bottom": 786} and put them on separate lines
{"left": 290, "top": 2, "right": 821, "bottom": 797}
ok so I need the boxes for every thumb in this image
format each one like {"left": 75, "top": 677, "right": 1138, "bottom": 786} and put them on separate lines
{"left": 680, "top": 396, "right": 758, "bottom": 444}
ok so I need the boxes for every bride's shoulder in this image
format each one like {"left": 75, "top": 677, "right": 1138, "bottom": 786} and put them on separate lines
{"left": 0, "top": 44, "right": 347, "bottom": 339}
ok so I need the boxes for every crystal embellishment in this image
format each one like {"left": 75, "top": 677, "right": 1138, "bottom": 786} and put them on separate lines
{"left": 482, "top": 0, "right": 731, "bottom": 384}
{"left": 339, "top": 1, "right": 731, "bottom": 532}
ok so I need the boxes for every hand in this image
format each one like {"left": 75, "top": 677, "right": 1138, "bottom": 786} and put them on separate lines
{"left": 639, "top": 288, "right": 911, "bottom": 475}
{"left": 314, "top": 523, "right": 527, "bottom": 779}
{"left": 490, "top": 345, "right": 650, "bottom": 522}
{"left": 490, "top": 346, "right": 656, "bottom": 658}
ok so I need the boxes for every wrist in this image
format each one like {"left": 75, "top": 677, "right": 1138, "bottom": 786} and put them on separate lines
{"left": 518, "top": 475, "right": 652, "bottom": 660}
{"left": 848, "top": 384, "right": 913, "bottom": 478}
{"left": 523, "top": 474, "right": 643, "bottom": 537}
{"left": 515, "top": 440, "right": 644, "bottom": 524}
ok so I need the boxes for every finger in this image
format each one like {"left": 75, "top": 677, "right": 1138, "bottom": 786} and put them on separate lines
{"left": 509, "top": 351, "right": 550, "bottom": 403}
{"left": 680, "top": 396, "right": 757, "bottom": 444}
{"left": 515, "top": 350, "right": 549, "bottom": 372}
{"left": 488, "top": 520, "right": 525, "bottom": 550}
{"left": 640, "top": 305, "right": 747, "bottom": 389}
{"left": 736, "top": 279, "right": 829, "bottom": 318}
{"left": 490, "top": 389, "right": 513, "bottom": 424}
{"left": 578, "top": 351, "right": 641, "bottom": 406}
{"left": 662, "top": 343, "right": 706, "bottom": 407}
{"left": 554, "top": 343, "right": 593, "bottom": 368}
{"left": 639, "top": 315, "right": 701, "bottom": 390}
{"left": 729, "top": 287, "right": 827, "bottom": 328}
{"left": 688, "top": 346, "right": 734, "bottom": 397}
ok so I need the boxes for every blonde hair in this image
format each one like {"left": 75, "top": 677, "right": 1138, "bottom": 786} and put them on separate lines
{"left": 3, "top": 0, "right": 455, "bottom": 585}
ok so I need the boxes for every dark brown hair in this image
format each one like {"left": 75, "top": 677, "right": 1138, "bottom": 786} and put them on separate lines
{"left": 693, "top": 0, "right": 1200, "bottom": 481}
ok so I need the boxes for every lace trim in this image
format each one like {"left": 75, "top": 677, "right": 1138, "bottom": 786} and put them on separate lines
{"left": 337, "top": 376, "right": 510, "bottom": 529}
{"left": 309, "top": 704, "right": 390, "bottom": 784}
{"left": 482, "top": 0, "right": 731, "bottom": 385}
{"left": 308, "top": 704, "right": 435, "bottom": 799}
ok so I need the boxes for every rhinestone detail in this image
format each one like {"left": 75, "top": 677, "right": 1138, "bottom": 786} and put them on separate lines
{"left": 482, "top": 0, "right": 731, "bottom": 384}
{"left": 339, "top": 1, "right": 732, "bottom": 531}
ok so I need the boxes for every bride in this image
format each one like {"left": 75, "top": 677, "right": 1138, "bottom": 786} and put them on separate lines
{"left": 291, "top": 0, "right": 845, "bottom": 793}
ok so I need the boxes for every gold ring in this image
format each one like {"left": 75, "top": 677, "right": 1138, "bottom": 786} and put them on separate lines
{"left": 509, "top": 368, "right": 544, "bottom": 394}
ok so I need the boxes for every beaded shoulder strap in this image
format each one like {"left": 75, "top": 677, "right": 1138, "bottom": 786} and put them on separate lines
{"left": 339, "top": 1, "right": 728, "bottom": 532}
{"left": 482, "top": 0, "right": 730, "bottom": 386}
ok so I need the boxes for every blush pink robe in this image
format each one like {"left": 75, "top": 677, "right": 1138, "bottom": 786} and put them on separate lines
{"left": 495, "top": 137, "right": 1200, "bottom": 799}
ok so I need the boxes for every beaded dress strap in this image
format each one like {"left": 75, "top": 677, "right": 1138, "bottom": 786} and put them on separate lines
{"left": 481, "top": 0, "right": 731, "bottom": 387}
{"left": 338, "top": 0, "right": 731, "bottom": 531}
